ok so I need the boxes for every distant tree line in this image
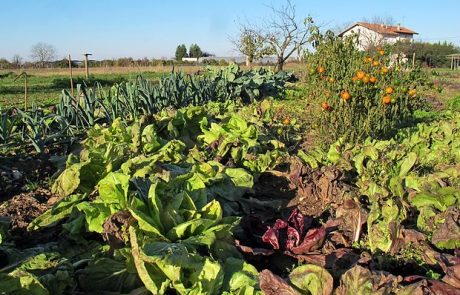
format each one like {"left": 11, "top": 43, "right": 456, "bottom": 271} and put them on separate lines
{"left": 394, "top": 40, "right": 460, "bottom": 68}
{"left": 0, "top": 56, "right": 230, "bottom": 70}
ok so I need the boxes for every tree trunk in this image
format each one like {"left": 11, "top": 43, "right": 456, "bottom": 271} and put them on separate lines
{"left": 245, "top": 56, "right": 253, "bottom": 68}
{"left": 275, "top": 56, "right": 284, "bottom": 72}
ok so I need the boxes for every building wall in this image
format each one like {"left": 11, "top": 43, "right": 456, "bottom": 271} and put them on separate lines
{"left": 342, "top": 25, "right": 414, "bottom": 50}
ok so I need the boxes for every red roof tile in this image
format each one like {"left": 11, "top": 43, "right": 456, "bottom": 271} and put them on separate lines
{"left": 339, "top": 22, "right": 418, "bottom": 36}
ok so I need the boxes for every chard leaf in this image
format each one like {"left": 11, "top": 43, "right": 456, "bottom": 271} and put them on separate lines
{"left": 298, "top": 150, "right": 319, "bottom": 169}
{"left": 142, "top": 124, "right": 162, "bottom": 154}
{"left": 128, "top": 208, "right": 166, "bottom": 239}
{"left": 28, "top": 194, "right": 86, "bottom": 230}
{"left": 129, "top": 228, "right": 170, "bottom": 295}
{"left": 77, "top": 257, "right": 142, "bottom": 293}
{"left": 166, "top": 218, "right": 217, "bottom": 241}
{"left": 76, "top": 201, "right": 118, "bottom": 233}
{"left": 98, "top": 172, "right": 130, "bottom": 207}
{"left": 0, "top": 270, "right": 48, "bottom": 295}
{"left": 189, "top": 257, "right": 224, "bottom": 295}
{"left": 389, "top": 176, "right": 404, "bottom": 198}
{"left": 398, "top": 152, "right": 417, "bottom": 177}
{"left": 201, "top": 199, "right": 223, "bottom": 221}
{"left": 412, "top": 192, "right": 446, "bottom": 211}
{"left": 51, "top": 160, "right": 89, "bottom": 197}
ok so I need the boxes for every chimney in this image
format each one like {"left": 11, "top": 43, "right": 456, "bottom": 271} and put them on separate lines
{"left": 397, "top": 23, "right": 401, "bottom": 31}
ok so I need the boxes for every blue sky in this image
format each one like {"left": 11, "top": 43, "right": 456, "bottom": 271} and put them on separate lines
{"left": 1, "top": 0, "right": 459, "bottom": 61}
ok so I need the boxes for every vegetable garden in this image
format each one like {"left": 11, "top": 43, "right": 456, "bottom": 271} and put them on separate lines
{"left": 0, "top": 34, "right": 459, "bottom": 295}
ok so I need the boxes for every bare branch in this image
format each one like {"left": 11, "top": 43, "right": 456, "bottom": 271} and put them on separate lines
{"left": 262, "top": 0, "right": 314, "bottom": 71}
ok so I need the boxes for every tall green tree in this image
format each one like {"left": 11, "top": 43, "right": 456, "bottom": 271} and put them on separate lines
{"left": 175, "top": 44, "right": 188, "bottom": 61}
{"left": 394, "top": 40, "right": 460, "bottom": 68}
{"left": 189, "top": 44, "right": 203, "bottom": 58}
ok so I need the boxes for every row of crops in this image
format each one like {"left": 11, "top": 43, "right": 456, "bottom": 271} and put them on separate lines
{"left": 0, "top": 64, "right": 294, "bottom": 153}
{"left": 1, "top": 33, "right": 459, "bottom": 294}
{"left": 1, "top": 95, "right": 459, "bottom": 294}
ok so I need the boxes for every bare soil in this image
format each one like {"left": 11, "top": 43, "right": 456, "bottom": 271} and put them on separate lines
{"left": 0, "top": 188, "right": 59, "bottom": 247}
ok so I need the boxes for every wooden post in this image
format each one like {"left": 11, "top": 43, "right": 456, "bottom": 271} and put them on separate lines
{"left": 14, "top": 72, "right": 28, "bottom": 110}
{"left": 412, "top": 52, "right": 416, "bottom": 67}
{"left": 68, "top": 54, "right": 74, "bottom": 96}
{"left": 24, "top": 73, "right": 28, "bottom": 110}
{"left": 83, "top": 53, "right": 92, "bottom": 79}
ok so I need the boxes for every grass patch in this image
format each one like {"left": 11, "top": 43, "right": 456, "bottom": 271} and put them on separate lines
{"left": 0, "top": 71, "right": 166, "bottom": 108}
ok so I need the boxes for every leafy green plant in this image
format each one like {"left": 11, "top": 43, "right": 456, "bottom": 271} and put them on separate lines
{"left": 0, "top": 107, "right": 18, "bottom": 144}
{"left": 17, "top": 107, "right": 274, "bottom": 294}
{"left": 1, "top": 64, "right": 294, "bottom": 153}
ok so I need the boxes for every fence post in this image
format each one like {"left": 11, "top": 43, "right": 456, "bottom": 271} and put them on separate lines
{"left": 24, "top": 73, "right": 27, "bottom": 110}
{"left": 68, "top": 54, "right": 74, "bottom": 96}
{"left": 83, "top": 53, "right": 92, "bottom": 79}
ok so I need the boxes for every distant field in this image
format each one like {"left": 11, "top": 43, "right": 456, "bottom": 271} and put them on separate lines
{"left": 0, "top": 70, "right": 170, "bottom": 108}
{"left": 1, "top": 63, "right": 458, "bottom": 109}
{"left": 428, "top": 68, "right": 460, "bottom": 106}
{"left": 0, "top": 65, "right": 218, "bottom": 108}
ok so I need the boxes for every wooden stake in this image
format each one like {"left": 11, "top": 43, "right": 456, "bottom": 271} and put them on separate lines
{"left": 68, "top": 54, "right": 74, "bottom": 96}
{"left": 24, "top": 73, "right": 27, "bottom": 110}
{"left": 412, "top": 52, "right": 416, "bottom": 67}
{"left": 14, "top": 72, "right": 28, "bottom": 110}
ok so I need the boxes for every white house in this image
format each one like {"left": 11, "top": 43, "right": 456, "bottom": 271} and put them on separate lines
{"left": 338, "top": 22, "right": 418, "bottom": 50}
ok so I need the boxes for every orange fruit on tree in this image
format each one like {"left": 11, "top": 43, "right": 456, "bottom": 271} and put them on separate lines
{"left": 367, "top": 57, "right": 373, "bottom": 63}
{"left": 328, "top": 77, "right": 335, "bottom": 83}
{"left": 283, "top": 118, "right": 290, "bottom": 125}
{"left": 372, "top": 60, "right": 380, "bottom": 67}
{"left": 356, "top": 71, "right": 366, "bottom": 79}
{"left": 362, "top": 75, "right": 370, "bottom": 83}
{"left": 382, "top": 95, "right": 392, "bottom": 105}
{"left": 379, "top": 50, "right": 385, "bottom": 56}
{"left": 341, "top": 90, "right": 351, "bottom": 101}
{"left": 381, "top": 67, "right": 389, "bottom": 74}
{"left": 322, "top": 101, "right": 331, "bottom": 111}
{"left": 408, "top": 89, "right": 417, "bottom": 97}
{"left": 385, "top": 86, "right": 394, "bottom": 94}
{"left": 369, "top": 76, "right": 377, "bottom": 83}
{"left": 317, "top": 66, "right": 325, "bottom": 74}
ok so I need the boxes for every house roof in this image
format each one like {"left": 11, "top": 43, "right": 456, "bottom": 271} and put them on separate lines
{"left": 338, "top": 22, "right": 418, "bottom": 37}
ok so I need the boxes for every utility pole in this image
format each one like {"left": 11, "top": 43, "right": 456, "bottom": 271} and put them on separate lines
{"left": 68, "top": 54, "right": 74, "bottom": 96}
{"left": 83, "top": 53, "right": 92, "bottom": 79}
